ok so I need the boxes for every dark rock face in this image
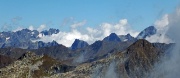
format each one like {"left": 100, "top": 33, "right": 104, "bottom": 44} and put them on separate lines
{"left": 137, "top": 26, "right": 157, "bottom": 39}
{"left": 70, "top": 39, "right": 89, "bottom": 50}
{"left": 41, "top": 28, "right": 60, "bottom": 36}
{"left": 72, "top": 40, "right": 134, "bottom": 64}
{"left": 103, "top": 33, "right": 121, "bottom": 42}
{"left": 33, "top": 41, "right": 59, "bottom": 49}
{"left": 123, "top": 39, "right": 161, "bottom": 77}
{"left": 0, "top": 55, "right": 14, "bottom": 68}
{"left": 31, "top": 45, "right": 72, "bottom": 60}
{"left": 0, "top": 47, "right": 27, "bottom": 59}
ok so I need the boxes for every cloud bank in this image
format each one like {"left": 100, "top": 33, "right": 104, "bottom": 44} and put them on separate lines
{"left": 37, "top": 19, "right": 139, "bottom": 47}
{"left": 149, "top": 6, "right": 180, "bottom": 78}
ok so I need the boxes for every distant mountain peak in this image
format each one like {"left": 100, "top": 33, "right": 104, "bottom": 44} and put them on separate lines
{"left": 70, "top": 39, "right": 89, "bottom": 50}
{"left": 0, "top": 28, "right": 61, "bottom": 49}
{"left": 127, "top": 33, "right": 131, "bottom": 36}
{"left": 103, "top": 33, "right": 121, "bottom": 42}
{"left": 136, "top": 26, "right": 157, "bottom": 39}
{"left": 36, "top": 40, "right": 59, "bottom": 49}
{"left": 41, "top": 28, "right": 60, "bottom": 36}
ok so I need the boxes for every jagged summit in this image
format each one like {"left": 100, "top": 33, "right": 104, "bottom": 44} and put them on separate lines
{"left": 36, "top": 40, "right": 59, "bottom": 49}
{"left": 0, "top": 28, "right": 60, "bottom": 49}
{"left": 136, "top": 26, "right": 157, "bottom": 39}
{"left": 103, "top": 33, "right": 121, "bottom": 42}
{"left": 41, "top": 28, "right": 60, "bottom": 36}
{"left": 122, "top": 39, "right": 160, "bottom": 77}
{"left": 70, "top": 39, "right": 89, "bottom": 50}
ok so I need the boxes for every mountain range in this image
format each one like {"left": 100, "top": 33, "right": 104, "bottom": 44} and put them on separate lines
{"left": 0, "top": 28, "right": 60, "bottom": 49}
{"left": 0, "top": 26, "right": 157, "bottom": 50}
{"left": 0, "top": 26, "right": 174, "bottom": 78}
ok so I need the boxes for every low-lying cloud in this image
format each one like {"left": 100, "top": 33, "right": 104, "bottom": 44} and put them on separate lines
{"left": 37, "top": 19, "right": 139, "bottom": 47}
{"left": 149, "top": 6, "right": 180, "bottom": 78}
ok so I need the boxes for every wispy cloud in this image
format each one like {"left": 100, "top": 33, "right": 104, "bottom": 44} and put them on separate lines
{"left": 37, "top": 24, "right": 46, "bottom": 32}
{"left": 71, "top": 20, "right": 86, "bottom": 29}
{"left": 61, "top": 17, "right": 74, "bottom": 26}
{"left": 11, "top": 16, "right": 22, "bottom": 25}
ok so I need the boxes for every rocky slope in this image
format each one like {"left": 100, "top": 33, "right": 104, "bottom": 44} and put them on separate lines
{"left": 0, "top": 39, "right": 171, "bottom": 78}
{"left": 49, "top": 39, "right": 163, "bottom": 78}
{"left": 0, "top": 52, "right": 75, "bottom": 78}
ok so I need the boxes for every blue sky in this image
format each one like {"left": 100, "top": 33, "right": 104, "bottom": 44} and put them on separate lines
{"left": 0, "top": 0, "right": 180, "bottom": 32}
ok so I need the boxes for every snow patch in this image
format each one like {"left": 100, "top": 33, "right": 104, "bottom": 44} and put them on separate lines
{"left": 123, "top": 39, "right": 128, "bottom": 41}
{"left": 6, "top": 37, "right": 10, "bottom": 41}
{"left": 38, "top": 33, "right": 43, "bottom": 38}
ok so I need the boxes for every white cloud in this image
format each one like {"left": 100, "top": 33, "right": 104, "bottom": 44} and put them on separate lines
{"left": 146, "top": 34, "right": 172, "bottom": 43}
{"left": 154, "top": 14, "right": 169, "bottom": 29}
{"left": 37, "top": 24, "right": 46, "bottom": 32}
{"left": 36, "top": 19, "right": 139, "bottom": 47}
{"left": 101, "top": 23, "right": 112, "bottom": 37}
{"left": 36, "top": 29, "right": 89, "bottom": 47}
{"left": 71, "top": 20, "right": 86, "bottom": 28}
{"left": 100, "top": 19, "right": 139, "bottom": 37}
{"left": 28, "top": 25, "right": 34, "bottom": 31}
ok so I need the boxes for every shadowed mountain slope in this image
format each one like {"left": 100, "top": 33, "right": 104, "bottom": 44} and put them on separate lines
{"left": 0, "top": 55, "right": 14, "bottom": 68}
{"left": 50, "top": 39, "right": 163, "bottom": 78}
